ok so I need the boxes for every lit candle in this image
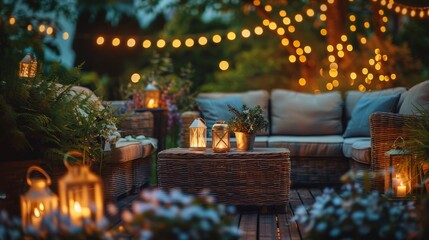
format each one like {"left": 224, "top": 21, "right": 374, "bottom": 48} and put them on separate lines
{"left": 147, "top": 98, "right": 155, "bottom": 108}
{"left": 397, "top": 181, "right": 406, "bottom": 197}
{"left": 31, "top": 207, "right": 42, "bottom": 228}
{"left": 392, "top": 174, "right": 400, "bottom": 193}
{"left": 71, "top": 201, "right": 91, "bottom": 225}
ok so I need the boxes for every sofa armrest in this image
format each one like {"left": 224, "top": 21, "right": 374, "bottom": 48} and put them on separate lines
{"left": 369, "top": 112, "right": 418, "bottom": 191}
{"left": 179, "top": 111, "right": 200, "bottom": 148}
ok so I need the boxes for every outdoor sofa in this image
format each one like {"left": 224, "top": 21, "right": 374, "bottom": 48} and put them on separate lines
{"left": 180, "top": 80, "right": 429, "bottom": 187}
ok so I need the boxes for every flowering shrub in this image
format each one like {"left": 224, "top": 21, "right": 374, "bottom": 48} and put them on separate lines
{"left": 293, "top": 171, "right": 419, "bottom": 240}
{"left": 114, "top": 188, "right": 240, "bottom": 240}
{"left": 0, "top": 189, "right": 239, "bottom": 240}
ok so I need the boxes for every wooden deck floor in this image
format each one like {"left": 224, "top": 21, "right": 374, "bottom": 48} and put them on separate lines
{"left": 113, "top": 188, "right": 324, "bottom": 240}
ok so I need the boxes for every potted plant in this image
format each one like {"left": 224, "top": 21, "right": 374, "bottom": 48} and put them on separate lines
{"left": 227, "top": 104, "right": 268, "bottom": 151}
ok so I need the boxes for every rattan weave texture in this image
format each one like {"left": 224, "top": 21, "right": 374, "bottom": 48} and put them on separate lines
{"left": 158, "top": 148, "right": 290, "bottom": 206}
{"left": 370, "top": 112, "right": 417, "bottom": 192}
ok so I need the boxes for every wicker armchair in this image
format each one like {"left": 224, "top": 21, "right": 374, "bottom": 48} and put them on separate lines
{"left": 369, "top": 112, "right": 418, "bottom": 192}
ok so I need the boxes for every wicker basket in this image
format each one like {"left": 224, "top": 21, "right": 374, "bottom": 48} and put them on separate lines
{"left": 158, "top": 148, "right": 290, "bottom": 206}
{"left": 119, "top": 111, "right": 154, "bottom": 137}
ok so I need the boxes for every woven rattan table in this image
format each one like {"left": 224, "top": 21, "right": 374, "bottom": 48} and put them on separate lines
{"left": 157, "top": 148, "right": 290, "bottom": 206}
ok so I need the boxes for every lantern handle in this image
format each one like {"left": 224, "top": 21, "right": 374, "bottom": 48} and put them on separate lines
{"left": 26, "top": 166, "right": 51, "bottom": 186}
{"left": 197, "top": 117, "right": 206, "bottom": 125}
{"left": 63, "top": 150, "right": 84, "bottom": 169}
{"left": 392, "top": 136, "right": 406, "bottom": 149}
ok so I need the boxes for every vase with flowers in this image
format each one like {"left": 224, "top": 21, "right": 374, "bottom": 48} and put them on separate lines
{"left": 227, "top": 104, "right": 268, "bottom": 151}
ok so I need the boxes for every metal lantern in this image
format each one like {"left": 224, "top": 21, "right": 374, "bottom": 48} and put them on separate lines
{"left": 189, "top": 117, "right": 207, "bottom": 151}
{"left": 384, "top": 136, "right": 414, "bottom": 197}
{"left": 212, "top": 121, "right": 230, "bottom": 153}
{"left": 58, "top": 151, "right": 104, "bottom": 226}
{"left": 19, "top": 53, "right": 38, "bottom": 78}
{"left": 144, "top": 82, "right": 160, "bottom": 108}
{"left": 20, "top": 166, "right": 58, "bottom": 229}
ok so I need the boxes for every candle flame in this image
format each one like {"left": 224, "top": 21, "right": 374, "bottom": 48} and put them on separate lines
{"left": 74, "top": 201, "right": 82, "bottom": 213}
{"left": 147, "top": 98, "right": 155, "bottom": 108}
{"left": 39, "top": 203, "right": 45, "bottom": 211}
{"left": 34, "top": 208, "right": 41, "bottom": 218}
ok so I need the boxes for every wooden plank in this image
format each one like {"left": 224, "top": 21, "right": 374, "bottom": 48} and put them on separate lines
{"left": 278, "top": 212, "right": 301, "bottom": 240}
{"left": 297, "top": 188, "right": 315, "bottom": 210}
{"left": 309, "top": 188, "right": 323, "bottom": 199}
{"left": 288, "top": 191, "right": 307, "bottom": 239}
{"left": 259, "top": 214, "right": 278, "bottom": 240}
{"left": 239, "top": 214, "right": 258, "bottom": 240}
{"left": 233, "top": 214, "right": 241, "bottom": 228}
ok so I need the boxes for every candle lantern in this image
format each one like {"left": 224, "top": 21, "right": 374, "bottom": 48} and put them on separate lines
{"left": 384, "top": 136, "right": 414, "bottom": 197}
{"left": 19, "top": 53, "right": 38, "bottom": 78}
{"left": 212, "top": 121, "right": 230, "bottom": 153}
{"left": 189, "top": 117, "right": 207, "bottom": 151}
{"left": 58, "top": 151, "right": 104, "bottom": 226}
{"left": 144, "top": 82, "right": 160, "bottom": 108}
{"left": 21, "top": 166, "right": 58, "bottom": 230}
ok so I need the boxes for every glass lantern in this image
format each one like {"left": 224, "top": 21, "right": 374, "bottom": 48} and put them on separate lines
{"left": 21, "top": 166, "right": 58, "bottom": 230}
{"left": 19, "top": 53, "right": 38, "bottom": 78}
{"left": 58, "top": 151, "right": 104, "bottom": 226}
{"left": 212, "top": 121, "right": 230, "bottom": 153}
{"left": 189, "top": 118, "right": 207, "bottom": 151}
{"left": 384, "top": 136, "right": 414, "bottom": 197}
{"left": 144, "top": 82, "right": 160, "bottom": 109}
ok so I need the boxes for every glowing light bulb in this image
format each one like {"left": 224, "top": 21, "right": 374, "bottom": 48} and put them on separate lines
{"left": 142, "top": 40, "right": 151, "bottom": 48}
{"left": 299, "top": 78, "right": 306, "bottom": 86}
{"left": 198, "top": 36, "right": 208, "bottom": 45}
{"left": 241, "top": 29, "right": 251, "bottom": 38}
{"left": 127, "top": 38, "right": 136, "bottom": 47}
{"left": 172, "top": 39, "right": 181, "bottom": 48}
{"left": 227, "top": 32, "right": 236, "bottom": 40}
{"left": 96, "top": 36, "right": 104, "bottom": 45}
{"left": 112, "top": 37, "right": 120, "bottom": 47}
{"left": 131, "top": 73, "right": 141, "bottom": 83}
{"left": 219, "top": 60, "right": 229, "bottom": 71}
{"left": 156, "top": 39, "right": 166, "bottom": 48}
{"left": 212, "top": 34, "right": 222, "bottom": 43}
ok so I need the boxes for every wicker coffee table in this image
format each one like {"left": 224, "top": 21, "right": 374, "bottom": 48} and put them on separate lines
{"left": 157, "top": 148, "right": 290, "bottom": 206}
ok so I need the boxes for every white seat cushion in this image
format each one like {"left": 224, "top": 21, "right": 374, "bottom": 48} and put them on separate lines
{"left": 343, "top": 137, "right": 371, "bottom": 158}
{"left": 110, "top": 138, "right": 156, "bottom": 163}
{"left": 351, "top": 140, "right": 371, "bottom": 164}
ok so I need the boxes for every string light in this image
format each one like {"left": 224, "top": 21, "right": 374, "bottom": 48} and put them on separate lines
{"left": 112, "top": 38, "right": 120, "bottom": 47}
{"left": 212, "top": 34, "right": 222, "bottom": 43}
{"left": 96, "top": 36, "right": 104, "bottom": 45}
{"left": 241, "top": 29, "right": 251, "bottom": 38}
{"left": 227, "top": 32, "right": 236, "bottom": 40}
{"left": 27, "top": 24, "right": 33, "bottom": 31}
{"left": 185, "top": 38, "right": 194, "bottom": 47}
{"left": 9, "top": 17, "right": 16, "bottom": 25}
{"left": 63, "top": 32, "right": 69, "bottom": 40}
{"left": 254, "top": 26, "right": 263, "bottom": 35}
{"left": 131, "top": 73, "right": 141, "bottom": 83}
{"left": 127, "top": 38, "right": 136, "bottom": 47}
{"left": 172, "top": 39, "right": 181, "bottom": 48}
{"left": 373, "top": 0, "right": 429, "bottom": 18}
{"left": 156, "top": 39, "right": 166, "bottom": 48}
{"left": 142, "top": 40, "right": 151, "bottom": 48}
{"left": 219, "top": 60, "right": 229, "bottom": 71}
{"left": 198, "top": 36, "right": 208, "bottom": 45}
{"left": 299, "top": 78, "right": 306, "bottom": 86}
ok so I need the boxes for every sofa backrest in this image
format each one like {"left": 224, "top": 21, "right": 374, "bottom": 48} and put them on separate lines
{"left": 271, "top": 89, "right": 343, "bottom": 135}
{"left": 399, "top": 80, "right": 429, "bottom": 115}
{"left": 344, "top": 87, "right": 407, "bottom": 121}
{"left": 197, "top": 90, "right": 270, "bottom": 135}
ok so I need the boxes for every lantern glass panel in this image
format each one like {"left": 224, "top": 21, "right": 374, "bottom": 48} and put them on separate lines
{"left": 19, "top": 53, "right": 37, "bottom": 78}
{"left": 189, "top": 118, "right": 207, "bottom": 150}
{"left": 58, "top": 162, "right": 103, "bottom": 226}
{"left": 144, "top": 83, "right": 160, "bottom": 108}
{"left": 20, "top": 166, "right": 58, "bottom": 230}
{"left": 212, "top": 121, "right": 230, "bottom": 153}
{"left": 385, "top": 148, "right": 413, "bottom": 197}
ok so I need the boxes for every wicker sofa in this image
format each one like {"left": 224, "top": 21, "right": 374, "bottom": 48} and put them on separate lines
{"left": 179, "top": 80, "right": 429, "bottom": 187}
